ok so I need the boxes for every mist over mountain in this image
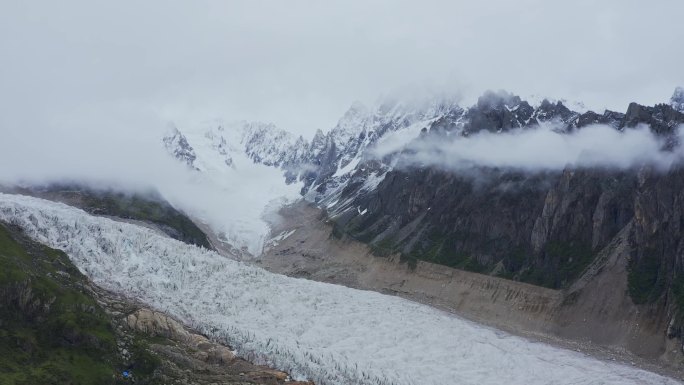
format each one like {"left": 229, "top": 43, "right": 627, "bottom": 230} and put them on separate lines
{"left": 3, "top": 2, "right": 684, "bottom": 384}
{"left": 98, "top": 86, "right": 684, "bottom": 380}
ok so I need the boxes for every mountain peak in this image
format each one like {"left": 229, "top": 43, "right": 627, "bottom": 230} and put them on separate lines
{"left": 476, "top": 90, "right": 522, "bottom": 110}
{"left": 671, "top": 86, "right": 684, "bottom": 112}
{"left": 162, "top": 126, "right": 198, "bottom": 169}
{"left": 330, "top": 102, "right": 371, "bottom": 143}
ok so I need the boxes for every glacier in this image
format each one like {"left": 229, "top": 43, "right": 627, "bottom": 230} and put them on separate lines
{"left": 0, "top": 193, "right": 679, "bottom": 385}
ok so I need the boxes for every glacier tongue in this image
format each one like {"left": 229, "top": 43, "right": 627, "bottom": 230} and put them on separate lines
{"left": 1, "top": 193, "right": 678, "bottom": 385}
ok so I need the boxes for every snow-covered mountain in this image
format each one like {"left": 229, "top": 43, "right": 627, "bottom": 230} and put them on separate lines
{"left": 161, "top": 88, "right": 684, "bottom": 259}
{"left": 162, "top": 100, "right": 455, "bottom": 181}
{"left": 299, "top": 96, "right": 462, "bottom": 201}
{"left": 0, "top": 193, "right": 677, "bottom": 385}
{"left": 162, "top": 127, "right": 198, "bottom": 169}
{"left": 161, "top": 120, "right": 302, "bottom": 257}
{"left": 163, "top": 96, "right": 463, "bottom": 204}
{"left": 241, "top": 122, "right": 309, "bottom": 168}
{"left": 164, "top": 120, "right": 308, "bottom": 172}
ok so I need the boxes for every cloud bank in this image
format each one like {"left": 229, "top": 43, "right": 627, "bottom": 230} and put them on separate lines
{"left": 372, "top": 123, "right": 684, "bottom": 172}
{"left": 0, "top": 113, "right": 301, "bottom": 256}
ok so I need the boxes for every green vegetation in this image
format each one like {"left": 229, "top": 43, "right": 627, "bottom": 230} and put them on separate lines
{"left": 0, "top": 224, "right": 161, "bottom": 385}
{"left": 0, "top": 224, "right": 118, "bottom": 384}
{"left": 495, "top": 247, "right": 529, "bottom": 280}
{"left": 627, "top": 249, "right": 665, "bottom": 304}
{"left": 29, "top": 185, "right": 212, "bottom": 249}
{"left": 671, "top": 276, "right": 684, "bottom": 317}
{"left": 397, "top": 231, "right": 488, "bottom": 273}
{"left": 75, "top": 190, "right": 212, "bottom": 249}
{"left": 520, "top": 241, "right": 594, "bottom": 289}
{"left": 547, "top": 241, "right": 594, "bottom": 284}
{"left": 368, "top": 237, "right": 396, "bottom": 258}
{"left": 129, "top": 339, "right": 162, "bottom": 378}
{"left": 335, "top": 216, "right": 597, "bottom": 289}
{"left": 331, "top": 222, "right": 345, "bottom": 239}
{"left": 398, "top": 253, "right": 419, "bottom": 270}
{"left": 411, "top": 231, "right": 488, "bottom": 273}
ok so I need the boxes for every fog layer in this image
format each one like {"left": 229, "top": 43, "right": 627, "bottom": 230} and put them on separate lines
{"left": 373, "top": 124, "right": 684, "bottom": 172}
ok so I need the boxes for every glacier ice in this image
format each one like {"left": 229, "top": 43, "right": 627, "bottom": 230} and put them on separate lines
{"left": 0, "top": 193, "right": 679, "bottom": 385}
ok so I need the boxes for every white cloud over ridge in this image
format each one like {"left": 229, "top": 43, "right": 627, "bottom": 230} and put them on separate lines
{"left": 0, "top": 114, "right": 301, "bottom": 256}
{"left": 372, "top": 123, "right": 684, "bottom": 173}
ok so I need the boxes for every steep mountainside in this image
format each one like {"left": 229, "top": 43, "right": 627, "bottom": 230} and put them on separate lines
{"left": 298, "top": 98, "right": 462, "bottom": 198}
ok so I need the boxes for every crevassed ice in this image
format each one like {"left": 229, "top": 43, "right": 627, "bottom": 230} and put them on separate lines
{"left": 0, "top": 193, "right": 678, "bottom": 385}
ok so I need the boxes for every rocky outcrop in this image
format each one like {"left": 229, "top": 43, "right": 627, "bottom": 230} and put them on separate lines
{"left": 462, "top": 90, "right": 535, "bottom": 133}
{"left": 127, "top": 308, "right": 237, "bottom": 365}
{"left": 123, "top": 308, "right": 316, "bottom": 384}
{"left": 163, "top": 126, "right": 199, "bottom": 170}
{"left": 622, "top": 102, "right": 683, "bottom": 136}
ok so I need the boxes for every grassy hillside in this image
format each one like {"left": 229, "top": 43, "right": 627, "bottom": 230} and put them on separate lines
{"left": 74, "top": 190, "right": 212, "bottom": 249}
{"left": 0, "top": 223, "right": 122, "bottom": 384}
{"left": 0, "top": 223, "right": 165, "bottom": 385}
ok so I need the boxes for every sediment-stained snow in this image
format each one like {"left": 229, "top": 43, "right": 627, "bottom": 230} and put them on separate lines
{"left": 0, "top": 193, "right": 679, "bottom": 385}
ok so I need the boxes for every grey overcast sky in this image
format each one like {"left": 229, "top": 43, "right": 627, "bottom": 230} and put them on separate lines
{"left": 1, "top": 0, "right": 683, "bottom": 137}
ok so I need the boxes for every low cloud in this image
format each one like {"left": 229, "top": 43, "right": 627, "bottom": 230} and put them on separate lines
{"left": 372, "top": 123, "right": 684, "bottom": 172}
{"left": 0, "top": 110, "right": 300, "bottom": 256}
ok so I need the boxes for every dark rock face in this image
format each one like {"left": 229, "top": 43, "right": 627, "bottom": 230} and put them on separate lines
{"left": 629, "top": 169, "right": 684, "bottom": 304}
{"left": 462, "top": 90, "right": 532, "bottom": 134}
{"left": 576, "top": 109, "right": 624, "bottom": 129}
{"left": 163, "top": 127, "right": 198, "bottom": 169}
{"left": 335, "top": 167, "right": 639, "bottom": 289}
{"left": 622, "top": 102, "right": 683, "bottom": 135}
{"left": 535, "top": 99, "right": 579, "bottom": 126}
